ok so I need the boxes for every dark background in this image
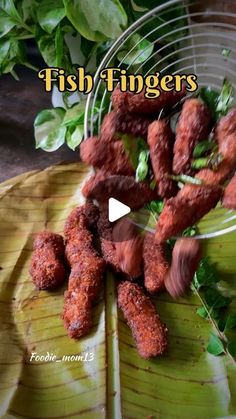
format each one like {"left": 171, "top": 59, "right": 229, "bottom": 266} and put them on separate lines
{"left": 0, "top": 56, "right": 77, "bottom": 183}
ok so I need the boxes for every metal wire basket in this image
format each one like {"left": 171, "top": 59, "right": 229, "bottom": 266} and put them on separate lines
{"left": 84, "top": 0, "right": 236, "bottom": 239}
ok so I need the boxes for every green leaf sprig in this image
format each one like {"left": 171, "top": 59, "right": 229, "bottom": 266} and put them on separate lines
{"left": 199, "top": 78, "right": 234, "bottom": 121}
{"left": 192, "top": 257, "right": 236, "bottom": 362}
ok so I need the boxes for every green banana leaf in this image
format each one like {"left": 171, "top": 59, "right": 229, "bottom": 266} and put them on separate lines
{"left": 0, "top": 162, "right": 235, "bottom": 419}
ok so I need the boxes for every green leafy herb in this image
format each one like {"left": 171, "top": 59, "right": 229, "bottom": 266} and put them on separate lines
{"left": 117, "top": 32, "right": 153, "bottom": 65}
{"left": 136, "top": 149, "right": 149, "bottom": 181}
{"left": 121, "top": 134, "right": 148, "bottom": 169}
{"left": 225, "top": 314, "right": 236, "bottom": 331}
{"left": 222, "top": 48, "right": 231, "bottom": 58}
{"left": 193, "top": 258, "right": 219, "bottom": 290}
{"left": 146, "top": 200, "right": 164, "bottom": 216}
{"left": 182, "top": 225, "right": 197, "bottom": 237}
{"left": 207, "top": 333, "right": 225, "bottom": 356}
{"left": 193, "top": 140, "right": 216, "bottom": 158}
{"left": 199, "top": 78, "right": 234, "bottom": 121}
{"left": 228, "top": 341, "right": 236, "bottom": 358}
{"left": 170, "top": 174, "right": 203, "bottom": 185}
{"left": 66, "top": 124, "right": 83, "bottom": 150}
{"left": 34, "top": 108, "right": 66, "bottom": 152}
{"left": 37, "top": 0, "right": 65, "bottom": 34}
{"left": 192, "top": 152, "right": 223, "bottom": 171}
{"left": 196, "top": 306, "right": 208, "bottom": 319}
{"left": 64, "top": 0, "right": 127, "bottom": 42}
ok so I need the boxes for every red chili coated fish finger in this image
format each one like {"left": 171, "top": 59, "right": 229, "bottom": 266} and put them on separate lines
{"left": 117, "top": 281, "right": 168, "bottom": 359}
{"left": 64, "top": 202, "right": 99, "bottom": 239}
{"left": 148, "top": 119, "right": 176, "bottom": 198}
{"left": 82, "top": 172, "right": 156, "bottom": 210}
{"left": 112, "top": 219, "right": 144, "bottom": 279}
{"left": 30, "top": 232, "right": 66, "bottom": 290}
{"left": 63, "top": 256, "right": 105, "bottom": 339}
{"left": 112, "top": 86, "right": 186, "bottom": 115}
{"left": 196, "top": 108, "right": 236, "bottom": 185}
{"left": 173, "top": 99, "right": 212, "bottom": 175}
{"left": 80, "top": 136, "right": 134, "bottom": 176}
{"left": 143, "top": 232, "right": 169, "bottom": 294}
{"left": 97, "top": 210, "right": 121, "bottom": 273}
{"left": 222, "top": 174, "right": 236, "bottom": 209}
{"left": 63, "top": 203, "right": 105, "bottom": 339}
{"left": 100, "top": 110, "right": 152, "bottom": 142}
{"left": 165, "top": 238, "right": 201, "bottom": 299}
{"left": 155, "top": 184, "right": 222, "bottom": 242}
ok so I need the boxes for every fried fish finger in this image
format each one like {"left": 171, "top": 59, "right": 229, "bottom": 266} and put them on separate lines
{"left": 222, "top": 173, "right": 236, "bottom": 209}
{"left": 30, "top": 231, "right": 66, "bottom": 290}
{"left": 173, "top": 98, "right": 211, "bottom": 174}
{"left": 143, "top": 232, "right": 169, "bottom": 294}
{"left": 100, "top": 110, "right": 152, "bottom": 142}
{"left": 117, "top": 281, "right": 168, "bottom": 359}
{"left": 82, "top": 172, "right": 156, "bottom": 210}
{"left": 63, "top": 203, "right": 105, "bottom": 339}
{"left": 165, "top": 238, "right": 201, "bottom": 299}
{"left": 80, "top": 136, "right": 134, "bottom": 176}
{"left": 156, "top": 184, "right": 222, "bottom": 242}
{"left": 148, "top": 119, "right": 176, "bottom": 198}
{"left": 112, "top": 85, "right": 186, "bottom": 115}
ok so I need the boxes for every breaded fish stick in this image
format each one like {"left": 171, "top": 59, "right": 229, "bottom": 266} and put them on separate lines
{"left": 196, "top": 108, "right": 236, "bottom": 185}
{"left": 143, "top": 233, "right": 169, "bottom": 294}
{"left": 100, "top": 110, "right": 152, "bottom": 142}
{"left": 165, "top": 238, "right": 201, "bottom": 299}
{"left": 156, "top": 184, "right": 222, "bottom": 242}
{"left": 173, "top": 99, "right": 211, "bottom": 174}
{"left": 80, "top": 136, "right": 134, "bottom": 176}
{"left": 112, "top": 85, "right": 186, "bottom": 115}
{"left": 97, "top": 210, "right": 121, "bottom": 273}
{"left": 148, "top": 119, "right": 176, "bottom": 198}
{"left": 117, "top": 281, "right": 168, "bottom": 359}
{"left": 30, "top": 231, "right": 66, "bottom": 290}
{"left": 82, "top": 172, "right": 156, "bottom": 210}
{"left": 63, "top": 203, "right": 105, "bottom": 339}
{"left": 222, "top": 174, "right": 236, "bottom": 209}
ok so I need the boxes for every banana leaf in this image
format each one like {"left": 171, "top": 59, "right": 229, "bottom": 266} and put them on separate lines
{"left": 0, "top": 162, "right": 235, "bottom": 419}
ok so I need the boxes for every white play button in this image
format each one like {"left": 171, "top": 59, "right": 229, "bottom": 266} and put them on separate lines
{"left": 108, "top": 197, "right": 131, "bottom": 222}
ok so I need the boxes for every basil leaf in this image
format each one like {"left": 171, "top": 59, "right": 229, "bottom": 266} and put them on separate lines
{"left": 63, "top": 102, "right": 86, "bottom": 127}
{"left": 37, "top": 0, "right": 65, "bottom": 34}
{"left": 146, "top": 200, "right": 164, "bottom": 216}
{"left": 194, "top": 258, "right": 219, "bottom": 289}
{"left": 66, "top": 124, "right": 83, "bottom": 150}
{"left": 215, "top": 78, "right": 234, "bottom": 118}
{"left": 64, "top": 0, "right": 127, "bottom": 42}
{"left": 117, "top": 33, "right": 153, "bottom": 65}
{"left": 34, "top": 108, "right": 66, "bottom": 152}
{"left": 228, "top": 340, "right": 236, "bottom": 358}
{"left": 37, "top": 31, "right": 57, "bottom": 66}
{"left": 0, "top": 0, "right": 21, "bottom": 23}
{"left": 207, "top": 334, "right": 225, "bottom": 356}
{"left": 0, "top": 8, "right": 16, "bottom": 38}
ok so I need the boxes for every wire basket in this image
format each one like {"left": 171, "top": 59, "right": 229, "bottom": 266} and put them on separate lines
{"left": 84, "top": 0, "right": 236, "bottom": 239}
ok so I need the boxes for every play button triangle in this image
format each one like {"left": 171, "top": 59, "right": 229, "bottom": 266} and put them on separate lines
{"left": 108, "top": 197, "right": 131, "bottom": 222}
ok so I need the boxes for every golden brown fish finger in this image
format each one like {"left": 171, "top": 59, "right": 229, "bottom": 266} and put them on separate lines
{"left": 30, "top": 233, "right": 66, "bottom": 290}
{"left": 148, "top": 119, "right": 176, "bottom": 198}
{"left": 143, "top": 232, "right": 169, "bottom": 294}
{"left": 173, "top": 98, "right": 211, "bottom": 175}
{"left": 222, "top": 174, "right": 236, "bottom": 209}
{"left": 117, "top": 281, "right": 168, "bottom": 359}
{"left": 112, "top": 86, "right": 186, "bottom": 115}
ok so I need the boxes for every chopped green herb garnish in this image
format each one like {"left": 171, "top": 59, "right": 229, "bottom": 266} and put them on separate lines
{"left": 199, "top": 78, "right": 234, "bottom": 121}
{"left": 136, "top": 149, "right": 149, "bottom": 181}
{"left": 170, "top": 174, "right": 203, "bottom": 185}
{"left": 193, "top": 140, "right": 216, "bottom": 158}
{"left": 192, "top": 152, "right": 223, "bottom": 170}
{"left": 222, "top": 48, "right": 231, "bottom": 58}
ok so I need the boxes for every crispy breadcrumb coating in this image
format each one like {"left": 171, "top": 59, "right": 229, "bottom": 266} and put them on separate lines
{"left": 30, "top": 231, "right": 66, "bottom": 290}
{"left": 112, "top": 85, "right": 186, "bottom": 115}
{"left": 143, "top": 232, "right": 169, "bottom": 294}
{"left": 173, "top": 99, "right": 211, "bottom": 174}
{"left": 222, "top": 174, "right": 236, "bottom": 209}
{"left": 117, "top": 281, "right": 168, "bottom": 359}
{"left": 63, "top": 203, "right": 105, "bottom": 339}
{"left": 80, "top": 136, "right": 134, "bottom": 176}
{"left": 148, "top": 119, "right": 176, "bottom": 198}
